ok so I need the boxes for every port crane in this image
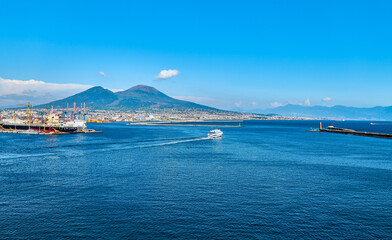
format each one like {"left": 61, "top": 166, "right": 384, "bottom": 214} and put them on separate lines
{"left": 16, "top": 102, "right": 33, "bottom": 124}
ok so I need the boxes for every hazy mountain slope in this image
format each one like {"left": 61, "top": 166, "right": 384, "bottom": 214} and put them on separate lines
{"left": 256, "top": 104, "right": 392, "bottom": 120}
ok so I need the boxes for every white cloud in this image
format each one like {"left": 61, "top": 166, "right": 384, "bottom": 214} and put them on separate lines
{"left": 251, "top": 101, "right": 257, "bottom": 106}
{"left": 270, "top": 98, "right": 311, "bottom": 108}
{"left": 287, "top": 98, "right": 311, "bottom": 106}
{"left": 109, "top": 89, "right": 124, "bottom": 93}
{"left": 155, "top": 69, "right": 180, "bottom": 79}
{"left": 99, "top": 72, "right": 105, "bottom": 77}
{"left": 270, "top": 101, "right": 284, "bottom": 108}
{"left": 234, "top": 101, "right": 243, "bottom": 107}
{"left": 0, "top": 77, "right": 92, "bottom": 106}
{"left": 322, "top": 97, "right": 331, "bottom": 102}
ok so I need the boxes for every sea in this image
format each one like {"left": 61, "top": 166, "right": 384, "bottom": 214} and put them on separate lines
{"left": 1, "top": 120, "right": 391, "bottom": 239}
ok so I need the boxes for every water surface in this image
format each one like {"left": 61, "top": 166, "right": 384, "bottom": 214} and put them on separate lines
{"left": 1, "top": 120, "right": 391, "bottom": 239}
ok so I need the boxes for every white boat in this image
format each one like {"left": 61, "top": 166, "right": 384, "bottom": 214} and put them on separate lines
{"left": 208, "top": 129, "right": 223, "bottom": 138}
{"left": 20, "top": 129, "right": 38, "bottom": 135}
{"left": 62, "top": 120, "right": 87, "bottom": 130}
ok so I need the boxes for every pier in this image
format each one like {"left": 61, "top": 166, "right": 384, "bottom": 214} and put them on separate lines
{"left": 320, "top": 128, "right": 392, "bottom": 139}
{"left": 309, "top": 122, "right": 392, "bottom": 139}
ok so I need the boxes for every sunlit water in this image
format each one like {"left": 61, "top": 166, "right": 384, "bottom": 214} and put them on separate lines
{"left": 1, "top": 120, "right": 391, "bottom": 239}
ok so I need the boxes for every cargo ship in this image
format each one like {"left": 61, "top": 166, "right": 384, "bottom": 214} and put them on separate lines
{"left": 0, "top": 102, "right": 91, "bottom": 134}
{"left": 0, "top": 113, "right": 86, "bottom": 133}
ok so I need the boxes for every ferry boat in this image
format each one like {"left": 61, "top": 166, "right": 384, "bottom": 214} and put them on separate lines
{"left": 208, "top": 129, "right": 223, "bottom": 138}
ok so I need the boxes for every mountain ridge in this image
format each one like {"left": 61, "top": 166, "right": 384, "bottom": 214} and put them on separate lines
{"left": 36, "top": 85, "right": 221, "bottom": 112}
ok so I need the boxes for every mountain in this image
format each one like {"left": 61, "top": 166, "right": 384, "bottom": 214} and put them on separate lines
{"left": 36, "top": 86, "right": 119, "bottom": 109}
{"left": 36, "top": 85, "right": 220, "bottom": 112}
{"left": 255, "top": 104, "right": 392, "bottom": 120}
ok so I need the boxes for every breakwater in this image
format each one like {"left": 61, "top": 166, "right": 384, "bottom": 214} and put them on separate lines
{"left": 311, "top": 126, "right": 392, "bottom": 139}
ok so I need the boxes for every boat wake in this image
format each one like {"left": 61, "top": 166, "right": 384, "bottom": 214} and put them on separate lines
{"left": 22, "top": 136, "right": 204, "bottom": 151}
{"left": 0, "top": 152, "right": 55, "bottom": 160}
{"left": 128, "top": 136, "right": 211, "bottom": 149}
{"left": 87, "top": 136, "right": 212, "bottom": 153}
{"left": 0, "top": 153, "right": 56, "bottom": 166}
{"left": 370, "top": 122, "right": 392, "bottom": 125}
{"left": 0, "top": 136, "right": 216, "bottom": 165}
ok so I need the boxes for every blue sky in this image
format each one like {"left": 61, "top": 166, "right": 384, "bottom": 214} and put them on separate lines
{"left": 0, "top": 0, "right": 391, "bottom": 109}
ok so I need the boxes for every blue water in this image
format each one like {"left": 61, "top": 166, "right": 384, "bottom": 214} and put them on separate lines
{"left": 1, "top": 120, "right": 391, "bottom": 239}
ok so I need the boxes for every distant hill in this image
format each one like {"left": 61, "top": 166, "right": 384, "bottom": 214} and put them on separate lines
{"left": 255, "top": 104, "right": 392, "bottom": 120}
{"left": 36, "top": 85, "right": 221, "bottom": 112}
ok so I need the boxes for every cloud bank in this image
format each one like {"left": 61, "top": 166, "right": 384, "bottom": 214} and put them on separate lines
{"left": 269, "top": 98, "right": 311, "bottom": 108}
{"left": 323, "top": 97, "right": 332, "bottom": 102}
{"left": 270, "top": 101, "right": 284, "bottom": 108}
{"left": 0, "top": 77, "right": 92, "bottom": 107}
{"left": 155, "top": 69, "right": 180, "bottom": 79}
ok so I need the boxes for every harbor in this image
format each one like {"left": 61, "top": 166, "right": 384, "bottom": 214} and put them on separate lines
{"left": 0, "top": 102, "right": 101, "bottom": 135}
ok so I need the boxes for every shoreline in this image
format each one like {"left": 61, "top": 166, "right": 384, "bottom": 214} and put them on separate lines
{"left": 127, "top": 122, "right": 243, "bottom": 127}
{"left": 126, "top": 120, "right": 244, "bottom": 127}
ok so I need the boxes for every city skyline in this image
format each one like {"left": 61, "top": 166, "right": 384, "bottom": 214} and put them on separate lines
{"left": 1, "top": 0, "right": 392, "bottom": 110}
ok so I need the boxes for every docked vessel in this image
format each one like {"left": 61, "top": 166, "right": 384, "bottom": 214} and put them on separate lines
{"left": 0, "top": 119, "right": 86, "bottom": 133}
{"left": 0, "top": 102, "right": 88, "bottom": 134}
{"left": 208, "top": 129, "right": 223, "bottom": 138}
{"left": 0, "top": 113, "right": 87, "bottom": 133}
